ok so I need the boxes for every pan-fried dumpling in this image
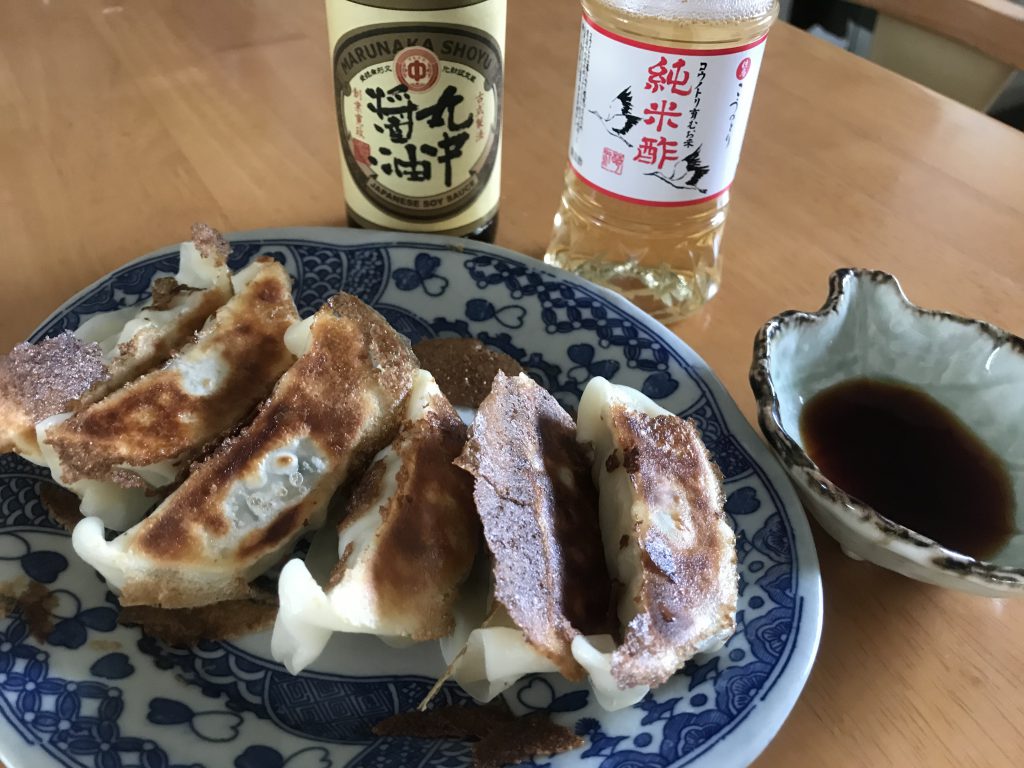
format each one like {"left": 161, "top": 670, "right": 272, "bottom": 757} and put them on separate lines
{"left": 272, "top": 369, "right": 479, "bottom": 673}
{"left": 572, "top": 377, "right": 737, "bottom": 709}
{"left": 447, "top": 372, "right": 615, "bottom": 699}
{"left": 439, "top": 564, "right": 561, "bottom": 703}
{"left": 72, "top": 293, "right": 417, "bottom": 609}
{"left": 36, "top": 259, "right": 299, "bottom": 530}
{"left": 0, "top": 223, "right": 232, "bottom": 463}
{"left": 76, "top": 224, "right": 234, "bottom": 403}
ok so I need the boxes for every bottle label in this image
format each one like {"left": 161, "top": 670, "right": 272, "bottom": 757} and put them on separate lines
{"left": 568, "top": 15, "right": 767, "bottom": 206}
{"left": 329, "top": 1, "right": 504, "bottom": 232}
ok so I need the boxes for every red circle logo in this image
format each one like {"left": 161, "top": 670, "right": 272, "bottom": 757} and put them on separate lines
{"left": 395, "top": 46, "right": 439, "bottom": 93}
{"left": 736, "top": 57, "right": 752, "bottom": 80}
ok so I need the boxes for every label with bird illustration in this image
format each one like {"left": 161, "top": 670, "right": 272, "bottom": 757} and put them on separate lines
{"left": 568, "top": 15, "right": 767, "bottom": 206}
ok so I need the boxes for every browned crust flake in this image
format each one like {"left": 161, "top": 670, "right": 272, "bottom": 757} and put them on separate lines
{"left": 39, "top": 482, "right": 85, "bottom": 531}
{"left": 147, "top": 277, "right": 199, "bottom": 312}
{"left": 372, "top": 703, "right": 583, "bottom": 767}
{"left": 0, "top": 332, "right": 108, "bottom": 451}
{"left": 190, "top": 222, "right": 231, "bottom": 265}
{"left": 118, "top": 595, "right": 278, "bottom": 647}
{"left": 455, "top": 372, "right": 614, "bottom": 681}
{"left": 44, "top": 260, "right": 299, "bottom": 486}
{"left": 413, "top": 338, "right": 524, "bottom": 408}
{"left": 116, "top": 292, "right": 417, "bottom": 608}
{"left": 372, "top": 699, "right": 514, "bottom": 740}
{"left": 607, "top": 407, "right": 737, "bottom": 689}
{"left": 0, "top": 579, "right": 57, "bottom": 642}
{"left": 473, "top": 713, "right": 584, "bottom": 768}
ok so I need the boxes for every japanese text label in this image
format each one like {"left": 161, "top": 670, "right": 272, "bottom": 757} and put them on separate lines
{"left": 332, "top": 16, "right": 503, "bottom": 228}
{"left": 568, "top": 16, "right": 767, "bottom": 206}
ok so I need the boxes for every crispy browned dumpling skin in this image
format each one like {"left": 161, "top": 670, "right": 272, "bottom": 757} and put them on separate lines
{"left": 327, "top": 378, "right": 479, "bottom": 640}
{"left": 84, "top": 223, "right": 233, "bottom": 406}
{"left": 455, "top": 371, "right": 615, "bottom": 681}
{"left": 0, "top": 222, "right": 232, "bottom": 461}
{"left": 576, "top": 377, "right": 738, "bottom": 690}
{"left": 608, "top": 408, "right": 735, "bottom": 687}
{"left": 0, "top": 334, "right": 107, "bottom": 455}
{"left": 271, "top": 370, "right": 481, "bottom": 675}
{"left": 73, "top": 292, "right": 418, "bottom": 609}
{"left": 119, "top": 594, "right": 278, "bottom": 647}
{"left": 44, "top": 258, "right": 298, "bottom": 488}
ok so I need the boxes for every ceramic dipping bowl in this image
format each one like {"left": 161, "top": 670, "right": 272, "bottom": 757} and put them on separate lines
{"left": 750, "top": 268, "right": 1024, "bottom": 597}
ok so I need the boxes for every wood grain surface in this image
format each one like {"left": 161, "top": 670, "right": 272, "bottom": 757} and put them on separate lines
{"left": 1, "top": 1, "right": 1023, "bottom": 766}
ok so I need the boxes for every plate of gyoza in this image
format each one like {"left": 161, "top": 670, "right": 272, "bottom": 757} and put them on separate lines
{"left": 0, "top": 226, "right": 821, "bottom": 768}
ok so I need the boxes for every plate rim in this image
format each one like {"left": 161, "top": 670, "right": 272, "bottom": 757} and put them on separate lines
{"left": 10, "top": 226, "right": 823, "bottom": 768}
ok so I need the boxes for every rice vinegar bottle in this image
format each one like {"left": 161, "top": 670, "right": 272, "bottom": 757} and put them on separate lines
{"left": 546, "top": 0, "right": 779, "bottom": 321}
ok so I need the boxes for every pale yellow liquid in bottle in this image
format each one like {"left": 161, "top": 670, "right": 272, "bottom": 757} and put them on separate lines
{"left": 545, "top": 0, "right": 778, "bottom": 322}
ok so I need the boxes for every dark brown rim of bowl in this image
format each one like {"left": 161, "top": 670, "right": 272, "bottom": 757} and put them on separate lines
{"left": 749, "top": 267, "right": 1024, "bottom": 588}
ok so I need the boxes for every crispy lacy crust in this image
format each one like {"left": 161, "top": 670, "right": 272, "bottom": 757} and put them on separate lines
{"left": 116, "top": 292, "right": 417, "bottom": 608}
{"left": 45, "top": 260, "right": 298, "bottom": 486}
{"left": 372, "top": 702, "right": 583, "bottom": 768}
{"left": 455, "top": 372, "right": 614, "bottom": 681}
{"left": 413, "top": 338, "right": 524, "bottom": 408}
{"left": 473, "top": 713, "right": 584, "bottom": 768}
{"left": 0, "top": 579, "right": 57, "bottom": 642}
{"left": 372, "top": 699, "right": 514, "bottom": 740}
{"left": 118, "top": 595, "right": 278, "bottom": 647}
{"left": 328, "top": 388, "right": 478, "bottom": 640}
{"left": 190, "top": 222, "right": 231, "bottom": 263}
{"left": 0, "top": 333, "right": 108, "bottom": 453}
{"left": 607, "top": 408, "right": 737, "bottom": 689}
{"left": 39, "top": 482, "right": 85, "bottom": 532}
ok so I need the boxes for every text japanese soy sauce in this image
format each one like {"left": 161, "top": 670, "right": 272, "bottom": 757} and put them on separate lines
{"left": 546, "top": 0, "right": 778, "bottom": 321}
{"left": 326, "top": 0, "right": 506, "bottom": 241}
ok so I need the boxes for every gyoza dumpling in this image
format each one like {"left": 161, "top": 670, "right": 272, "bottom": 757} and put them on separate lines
{"left": 76, "top": 224, "right": 234, "bottom": 403}
{"left": 439, "top": 569, "right": 561, "bottom": 704}
{"left": 72, "top": 293, "right": 417, "bottom": 609}
{"left": 272, "top": 369, "right": 479, "bottom": 673}
{"left": 572, "top": 377, "right": 737, "bottom": 709}
{"left": 447, "top": 372, "right": 615, "bottom": 700}
{"left": 36, "top": 258, "right": 299, "bottom": 530}
{"left": 0, "top": 223, "right": 232, "bottom": 463}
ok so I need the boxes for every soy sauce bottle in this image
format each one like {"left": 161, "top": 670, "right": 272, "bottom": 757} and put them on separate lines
{"left": 326, "top": 0, "right": 506, "bottom": 242}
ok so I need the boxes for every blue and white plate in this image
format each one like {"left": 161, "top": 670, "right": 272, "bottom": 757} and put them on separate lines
{"left": 0, "top": 229, "right": 821, "bottom": 768}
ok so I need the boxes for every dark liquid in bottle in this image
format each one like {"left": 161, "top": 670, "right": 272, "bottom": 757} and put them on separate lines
{"left": 799, "top": 378, "right": 1016, "bottom": 560}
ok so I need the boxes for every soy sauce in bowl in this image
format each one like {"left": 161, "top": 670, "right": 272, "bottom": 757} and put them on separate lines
{"left": 799, "top": 378, "right": 1016, "bottom": 560}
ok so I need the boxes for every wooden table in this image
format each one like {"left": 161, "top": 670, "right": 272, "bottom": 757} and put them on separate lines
{"left": 2, "top": 1, "right": 1023, "bottom": 766}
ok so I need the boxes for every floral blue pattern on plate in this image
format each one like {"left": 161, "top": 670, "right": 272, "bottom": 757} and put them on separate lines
{"left": 0, "top": 228, "right": 821, "bottom": 768}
